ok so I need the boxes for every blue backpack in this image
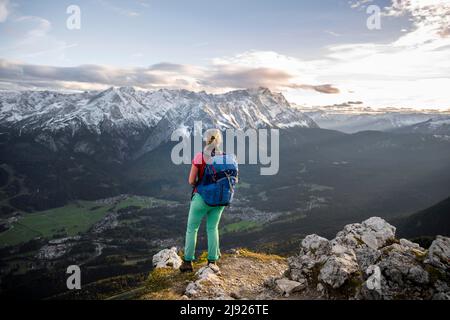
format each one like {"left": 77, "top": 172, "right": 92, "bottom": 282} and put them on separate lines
{"left": 196, "top": 153, "right": 238, "bottom": 207}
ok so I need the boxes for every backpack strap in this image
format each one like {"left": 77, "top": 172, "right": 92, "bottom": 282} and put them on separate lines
{"left": 191, "top": 153, "right": 207, "bottom": 198}
{"left": 203, "top": 151, "right": 219, "bottom": 181}
{"left": 224, "top": 172, "right": 235, "bottom": 193}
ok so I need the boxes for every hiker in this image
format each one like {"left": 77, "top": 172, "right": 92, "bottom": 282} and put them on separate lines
{"left": 180, "top": 129, "right": 238, "bottom": 273}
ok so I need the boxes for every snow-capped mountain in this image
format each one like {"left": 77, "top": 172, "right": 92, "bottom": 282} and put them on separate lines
{"left": 138, "top": 87, "right": 318, "bottom": 153}
{"left": 304, "top": 110, "right": 436, "bottom": 133}
{"left": 0, "top": 87, "right": 317, "bottom": 157}
{"left": 0, "top": 87, "right": 191, "bottom": 135}
{"left": 394, "top": 116, "right": 450, "bottom": 136}
{"left": 296, "top": 103, "right": 449, "bottom": 134}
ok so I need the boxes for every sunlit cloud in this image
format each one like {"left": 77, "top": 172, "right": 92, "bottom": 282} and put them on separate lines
{"left": 319, "top": 0, "right": 450, "bottom": 109}
{"left": 202, "top": 66, "right": 292, "bottom": 90}
{"left": 292, "top": 84, "right": 340, "bottom": 94}
{"left": 207, "top": 51, "right": 336, "bottom": 94}
{"left": 0, "top": 57, "right": 336, "bottom": 95}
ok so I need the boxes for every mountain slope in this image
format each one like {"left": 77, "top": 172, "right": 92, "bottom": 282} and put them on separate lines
{"left": 138, "top": 87, "right": 317, "bottom": 154}
{"left": 393, "top": 117, "right": 450, "bottom": 136}
{"left": 394, "top": 197, "right": 450, "bottom": 238}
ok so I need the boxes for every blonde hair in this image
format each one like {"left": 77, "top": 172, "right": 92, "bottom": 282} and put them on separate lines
{"left": 203, "top": 129, "right": 222, "bottom": 160}
{"left": 204, "top": 129, "right": 222, "bottom": 148}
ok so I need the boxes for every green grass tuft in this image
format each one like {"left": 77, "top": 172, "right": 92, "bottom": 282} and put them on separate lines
{"left": 221, "top": 221, "right": 262, "bottom": 234}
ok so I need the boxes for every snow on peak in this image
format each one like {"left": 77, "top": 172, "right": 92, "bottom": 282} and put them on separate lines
{"left": 0, "top": 88, "right": 317, "bottom": 135}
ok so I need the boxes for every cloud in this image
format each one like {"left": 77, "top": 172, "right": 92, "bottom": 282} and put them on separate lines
{"left": 0, "top": 57, "right": 338, "bottom": 95}
{"left": 325, "top": 30, "right": 342, "bottom": 37}
{"left": 0, "top": 60, "right": 172, "bottom": 88}
{"left": 291, "top": 84, "right": 340, "bottom": 94}
{"left": 385, "top": 0, "right": 450, "bottom": 44}
{"left": 15, "top": 16, "right": 51, "bottom": 38}
{"left": 97, "top": 0, "right": 141, "bottom": 17}
{"left": 0, "top": 0, "right": 10, "bottom": 22}
{"left": 203, "top": 66, "right": 292, "bottom": 89}
{"left": 0, "top": 12, "right": 77, "bottom": 63}
{"left": 206, "top": 51, "right": 340, "bottom": 94}
{"left": 136, "top": 0, "right": 150, "bottom": 8}
{"left": 148, "top": 62, "right": 195, "bottom": 73}
{"left": 286, "top": 0, "right": 450, "bottom": 109}
{"left": 349, "top": 0, "right": 374, "bottom": 9}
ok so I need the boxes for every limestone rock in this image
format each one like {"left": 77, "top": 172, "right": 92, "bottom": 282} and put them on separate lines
{"left": 152, "top": 247, "right": 182, "bottom": 269}
{"left": 185, "top": 264, "right": 226, "bottom": 299}
{"left": 426, "top": 236, "right": 450, "bottom": 269}
{"left": 284, "top": 217, "right": 450, "bottom": 300}
{"left": 333, "top": 217, "right": 396, "bottom": 251}
{"left": 274, "top": 278, "right": 307, "bottom": 296}
{"left": 319, "top": 252, "right": 359, "bottom": 289}
{"left": 301, "top": 234, "right": 331, "bottom": 256}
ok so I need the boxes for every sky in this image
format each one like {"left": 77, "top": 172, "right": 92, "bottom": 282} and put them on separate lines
{"left": 0, "top": 0, "right": 449, "bottom": 110}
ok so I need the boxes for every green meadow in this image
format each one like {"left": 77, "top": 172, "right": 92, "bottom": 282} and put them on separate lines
{"left": 0, "top": 196, "right": 164, "bottom": 247}
{"left": 0, "top": 201, "right": 110, "bottom": 247}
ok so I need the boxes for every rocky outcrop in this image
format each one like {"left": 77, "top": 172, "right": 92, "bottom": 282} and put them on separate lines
{"left": 149, "top": 218, "right": 449, "bottom": 300}
{"left": 185, "top": 265, "right": 231, "bottom": 300}
{"left": 182, "top": 251, "right": 288, "bottom": 300}
{"left": 152, "top": 247, "right": 182, "bottom": 269}
{"left": 318, "top": 245, "right": 359, "bottom": 289}
{"left": 281, "top": 217, "right": 450, "bottom": 300}
{"left": 426, "top": 236, "right": 450, "bottom": 270}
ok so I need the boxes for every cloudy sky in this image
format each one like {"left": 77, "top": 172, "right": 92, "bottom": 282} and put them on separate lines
{"left": 0, "top": 0, "right": 449, "bottom": 110}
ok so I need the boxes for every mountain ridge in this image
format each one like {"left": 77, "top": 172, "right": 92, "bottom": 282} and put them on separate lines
{"left": 0, "top": 87, "right": 317, "bottom": 156}
{"left": 0, "top": 86, "right": 317, "bottom": 131}
{"left": 394, "top": 197, "right": 450, "bottom": 239}
{"left": 393, "top": 117, "right": 450, "bottom": 136}
{"left": 296, "top": 103, "right": 450, "bottom": 134}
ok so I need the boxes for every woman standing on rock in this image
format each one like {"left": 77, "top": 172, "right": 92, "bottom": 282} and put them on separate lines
{"left": 180, "top": 129, "right": 238, "bottom": 273}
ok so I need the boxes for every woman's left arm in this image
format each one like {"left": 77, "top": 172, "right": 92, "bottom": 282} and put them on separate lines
{"left": 188, "top": 164, "right": 199, "bottom": 186}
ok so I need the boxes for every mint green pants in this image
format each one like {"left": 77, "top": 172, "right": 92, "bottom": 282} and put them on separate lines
{"left": 184, "top": 193, "right": 225, "bottom": 262}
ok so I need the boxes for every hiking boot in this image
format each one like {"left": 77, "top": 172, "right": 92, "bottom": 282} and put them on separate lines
{"left": 180, "top": 260, "right": 193, "bottom": 273}
{"left": 207, "top": 260, "right": 217, "bottom": 266}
